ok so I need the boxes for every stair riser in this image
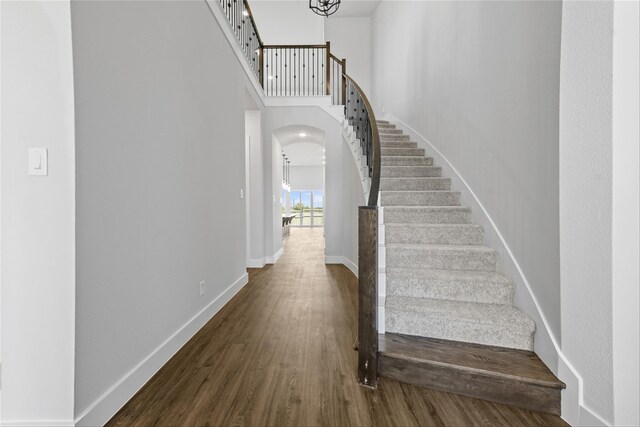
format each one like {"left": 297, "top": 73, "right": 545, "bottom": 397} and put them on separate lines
{"left": 383, "top": 208, "right": 472, "bottom": 224}
{"left": 386, "top": 247, "right": 497, "bottom": 271}
{"left": 380, "top": 178, "right": 451, "bottom": 191}
{"left": 381, "top": 166, "right": 442, "bottom": 177}
{"left": 377, "top": 124, "right": 396, "bottom": 130}
{"left": 380, "top": 191, "right": 461, "bottom": 206}
{"left": 385, "top": 224, "right": 483, "bottom": 245}
{"left": 380, "top": 134, "right": 411, "bottom": 142}
{"left": 385, "top": 275, "right": 514, "bottom": 305}
{"left": 385, "top": 312, "right": 533, "bottom": 350}
{"left": 378, "top": 355, "right": 560, "bottom": 415}
{"left": 380, "top": 129, "right": 403, "bottom": 135}
{"left": 382, "top": 157, "right": 434, "bottom": 166}
{"left": 381, "top": 148, "right": 425, "bottom": 156}
{"left": 380, "top": 141, "right": 418, "bottom": 148}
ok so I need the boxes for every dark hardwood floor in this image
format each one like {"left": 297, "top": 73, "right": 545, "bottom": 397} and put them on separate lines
{"left": 107, "top": 228, "right": 569, "bottom": 426}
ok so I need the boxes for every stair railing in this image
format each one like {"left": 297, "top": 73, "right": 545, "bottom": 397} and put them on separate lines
{"left": 218, "top": 0, "right": 263, "bottom": 82}
{"left": 217, "top": 0, "right": 381, "bottom": 389}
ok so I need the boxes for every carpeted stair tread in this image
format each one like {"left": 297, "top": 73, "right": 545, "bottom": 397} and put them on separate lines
{"left": 381, "top": 166, "right": 442, "bottom": 177}
{"left": 383, "top": 206, "right": 472, "bottom": 223}
{"left": 386, "top": 296, "right": 535, "bottom": 350}
{"left": 385, "top": 223, "right": 483, "bottom": 244}
{"left": 381, "top": 147, "right": 426, "bottom": 156}
{"left": 385, "top": 268, "right": 514, "bottom": 304}
{"left": 381, "top": 156, "right": 434, "bottom": 166}
{"left": 380, "top": 190, "right": 461, "bottom": 206}
{"left": 385, "top": 244, "right": 497, "bottom": 271}
{"left": 380, "top": 177, "right": 451, "bottom": 191}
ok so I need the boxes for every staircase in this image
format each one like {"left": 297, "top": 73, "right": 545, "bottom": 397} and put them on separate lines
{"left": 376, "top": 120, "right": 565, "bottom": 415}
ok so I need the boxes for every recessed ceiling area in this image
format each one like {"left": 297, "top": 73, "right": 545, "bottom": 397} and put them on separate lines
{"left": 283, "top": 142, "right": 325, "bottom": 166}
{"left": 274, "top": 124, "right": 325, "bottom": 166}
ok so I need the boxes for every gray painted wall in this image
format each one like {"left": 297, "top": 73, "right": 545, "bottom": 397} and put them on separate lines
{"left": 324, "top": 17, "right": 372, "bottom": 96}
{"left": 71, "top": 1, "right": 249, "bottom": 417}
{"left": 1, "top": 1, "right": 76, "bottom": 422}
{"left": 371, "top": 0, "right": 562, "bottom": 344}
{"left": 559, "top": 1, "right": 614, "bottom": 422}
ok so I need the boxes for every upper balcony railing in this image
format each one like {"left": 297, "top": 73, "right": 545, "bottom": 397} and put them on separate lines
{"left": 218, "top": 0, "right": 381, "bottom": 388}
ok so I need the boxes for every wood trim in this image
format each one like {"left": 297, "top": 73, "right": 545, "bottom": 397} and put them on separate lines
{"left": 378, "top": 333, "right": 564, "bottom": 416}
{"left": 242, "top": 0, "right": 263, "bottom": 47}
{"left": 259, "top": 45, "right": 264, "bottom": 87}
{"left": 343, "top": 72, "right": 381, "bottom": 207}
{"left": 341, "top": 58, "right": 346, "bottom": 107}
{"left": 357, "top": 206, "right": 378, "bottom": 388}
{"left": 262, "top": 44, "right": 328, "bottom": 49}
{"left": 325, "top": 41, "right": 331, "bottom": 96}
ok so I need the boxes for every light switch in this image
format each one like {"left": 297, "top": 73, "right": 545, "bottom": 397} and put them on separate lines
{"left": 240, "top": 189, "right": 244, "bottom": 199}
{"left": 28, "top": 148, "right": 48, "bottom": 176}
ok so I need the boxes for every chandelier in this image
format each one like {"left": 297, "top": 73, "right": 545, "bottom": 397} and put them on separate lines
{"left": 309, "top": 0, "right": 341, "bottom": 17}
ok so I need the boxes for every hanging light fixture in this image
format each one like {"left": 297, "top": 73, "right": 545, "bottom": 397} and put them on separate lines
{"left": 309, "top": 0, "right": 341, "bottom": 17}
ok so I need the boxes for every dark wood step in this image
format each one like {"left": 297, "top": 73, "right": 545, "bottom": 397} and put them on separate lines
{"left": 378, "top": 333, "right": 565, "bottom": 416}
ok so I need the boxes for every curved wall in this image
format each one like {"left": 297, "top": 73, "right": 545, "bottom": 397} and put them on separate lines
{"left": 371, "top": 1, "right": 562, "bottom": 351}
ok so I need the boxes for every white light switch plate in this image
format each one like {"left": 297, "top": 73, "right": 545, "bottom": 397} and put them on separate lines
{"left": 28, "top": 148, "right": 48, "bottom": 176}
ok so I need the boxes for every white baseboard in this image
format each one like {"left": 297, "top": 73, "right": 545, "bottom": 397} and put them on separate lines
{"left": 558, "top": 355, "right": 611, "bottom": 426}
{"left": 580, "top": 405, "right": 611, "bottom": 426}
{"left": 1, "top": 420, "right": 74, "bottom": 427}
{"left": 74, "top": 272, "right": 249, "bottom": 427}
{"left": 324, "top": 255, "right": 358, "bottom": 278}
{"left": 266, "top": 247, "right": 284, "bottom": 264}
{"left": 247, "top": 258, "right": 266, "bottom": 268}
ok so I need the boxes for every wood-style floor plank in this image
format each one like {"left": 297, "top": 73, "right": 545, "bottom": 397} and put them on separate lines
{"left": 107, "top": 228, "right": 569, "bottom": 427}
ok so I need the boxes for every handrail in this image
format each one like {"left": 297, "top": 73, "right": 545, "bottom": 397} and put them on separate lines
{"left": 242, "top": 0, "right": 263, "bottom": 47}
{"left": 262, "top": 44, "right": 327, "bottom": 49}
{"left": 342, "top": 72, "right": 380, "bottom": 207}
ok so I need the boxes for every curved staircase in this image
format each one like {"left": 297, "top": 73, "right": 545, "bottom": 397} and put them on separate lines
{"left": 375, "top": 120, "right": 565, "bottom": 415}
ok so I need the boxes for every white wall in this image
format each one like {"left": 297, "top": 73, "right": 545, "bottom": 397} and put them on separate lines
{"left": 324, "top": 17, "right": 372, "bottom": 95}
{"left": 371, "top": 0, "right": 562, "bottom": 364}
{"left": 290, "top": 165, "right": 324, "bottom": 190}
{"left": 245, "top": 110, "right": 266, "bottom": 267}
{"left": 611, "top": 2, "right": 640, "bottom": 425}
{"left": 269, "top": 134, "right": 284, "bottom": 260}
{"left": 262, "top": 107, "right": 361, "bottom": 268}
{"left": 559, "top": 1, "right": 614, "bottom": 423}
{"left": 70, "top": 1, "right": 254, "bottom": 423}
{"left": 0, "top": 1, "right": 76, "bottom": 424}
{"left": 340, "top": 139, "right": 365, "bottom": 274}
{"left": 249, "top": 0, "right": 324, "bottom": 45}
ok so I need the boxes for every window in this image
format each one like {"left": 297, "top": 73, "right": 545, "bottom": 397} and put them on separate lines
{"left": 290, "top": 190, "right": 323, "bottom": 227}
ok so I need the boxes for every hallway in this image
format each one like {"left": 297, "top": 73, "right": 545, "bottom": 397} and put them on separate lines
{"left": 107, "top": 228, "right": 567, "bottom": 426}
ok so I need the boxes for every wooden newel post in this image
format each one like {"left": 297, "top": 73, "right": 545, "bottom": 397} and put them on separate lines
{"left": 341, "top": 58, "right": 347, "bottom": 104}
{"left": 325, "top": 41, "right": 331, "bottom": 96}
{"left": 357, "top": 206, "right": 378, "bottom": 388}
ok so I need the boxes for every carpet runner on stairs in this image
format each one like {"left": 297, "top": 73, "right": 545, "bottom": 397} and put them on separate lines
{"left": 374, "top": 120, "right": 565, "bottom": 415}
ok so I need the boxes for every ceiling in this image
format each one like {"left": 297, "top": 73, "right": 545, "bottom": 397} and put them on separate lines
{"left": 273, "top": 125, "right": 325, "bottom": 166}
{"left": 250, "top": 0, "right": 382, "bottom": 18}
{"left": 283, "top": 142, "right": 325, "bottom": 166}
{"left": 332, "top": 0, "right": 382, "bottom": 17}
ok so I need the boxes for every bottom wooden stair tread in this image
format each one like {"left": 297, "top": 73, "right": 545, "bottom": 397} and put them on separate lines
{"left": 378, "top": 333, "right": 565, "bottom": 415}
